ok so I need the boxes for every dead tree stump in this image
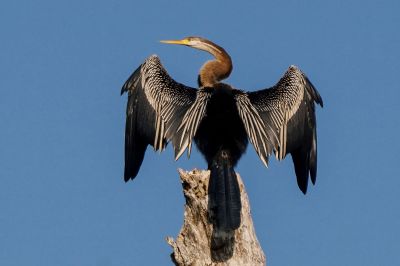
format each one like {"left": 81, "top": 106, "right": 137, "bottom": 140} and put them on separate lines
{"left": 166, "top": 169, "right": 266, "bottom": 266}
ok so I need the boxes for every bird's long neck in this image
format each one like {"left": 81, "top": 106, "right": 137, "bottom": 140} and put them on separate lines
{"left": 198, "top": 44, "right": 232, "bottom": 87}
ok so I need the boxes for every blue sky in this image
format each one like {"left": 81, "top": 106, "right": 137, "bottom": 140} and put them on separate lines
{"left": 1, "top": 0, "right": 399, "bottom": 265}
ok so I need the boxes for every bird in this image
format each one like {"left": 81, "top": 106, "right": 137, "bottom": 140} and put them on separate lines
{"left": 121, "top": 36, "right": 323, "bottom": 231}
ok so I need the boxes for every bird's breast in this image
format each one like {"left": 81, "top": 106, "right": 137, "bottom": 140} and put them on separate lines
{"left": 194, "top": 85, "right": 248, "bottom": 165}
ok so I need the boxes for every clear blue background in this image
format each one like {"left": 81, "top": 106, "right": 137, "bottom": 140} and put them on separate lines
{"left": 1, "top": 0, "right": 399, "bottom": 265}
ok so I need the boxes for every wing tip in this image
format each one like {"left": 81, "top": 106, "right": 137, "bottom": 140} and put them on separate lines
{"left": 297, "top": 172, "right": 309, "bottom": 194}
{"left": 310, "top": 164, "right": 317, "bottom": 186}
{"left": 311, "top": 176, "right": 316, "bottom": 185}
{"left": 124, "top": 166, "right": 138, "bottom": 182}
{"left": 124, "top": 175, "right": 132, "bottom": 182}
{"left": 299, "top": 184, "right": 308, "bottom": 195}
{"left": 123, "top": 167, "right": 139, "bottom": 182}
{"left": 297, "top": 166, "right": 318, "bottom": 194}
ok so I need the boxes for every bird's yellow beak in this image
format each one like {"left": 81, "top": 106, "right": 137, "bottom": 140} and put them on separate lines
{"left": 160, "top": 38, "right": 190, "bottom": 45}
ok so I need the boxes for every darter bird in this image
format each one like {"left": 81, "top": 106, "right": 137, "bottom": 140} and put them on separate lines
{"left": 121, "top": 37, "right": 323, "bottom": 231}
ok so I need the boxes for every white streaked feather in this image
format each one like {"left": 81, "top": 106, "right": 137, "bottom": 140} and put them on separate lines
{"left": 235, "top": 93, "right": 275, "bottom": 167}
{"left": 175, "top": 89, "right": 210, "bottom": 159}
{"left": 244, "top": 65, "right": 311, "bottom": 164}
{"left": 135, "top": 55, "right": 197, "bottom": 153}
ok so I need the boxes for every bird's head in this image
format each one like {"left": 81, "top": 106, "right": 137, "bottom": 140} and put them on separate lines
{"left": 160, "top": 36, "right": 224, "bottom": 55}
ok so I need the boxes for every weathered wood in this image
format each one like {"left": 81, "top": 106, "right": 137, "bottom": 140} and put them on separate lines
{"left": 167, "top": 169, "right": 266, "bottom": 266}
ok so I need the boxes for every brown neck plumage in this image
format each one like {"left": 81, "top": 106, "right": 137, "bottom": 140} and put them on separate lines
{"left": 198, "top": 42, "right": 232, "bottom": 87}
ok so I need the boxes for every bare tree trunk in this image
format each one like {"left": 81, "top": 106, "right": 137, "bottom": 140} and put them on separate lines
{"left": 166, "top": 169, "right": 266, "bottom": 266}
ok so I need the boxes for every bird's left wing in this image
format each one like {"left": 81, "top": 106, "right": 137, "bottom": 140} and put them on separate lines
{"left": 121, "top": 55, "right": 201, "bottom": 181}
{"left": 237, "top": 66, "right": 323, "bottom": 193}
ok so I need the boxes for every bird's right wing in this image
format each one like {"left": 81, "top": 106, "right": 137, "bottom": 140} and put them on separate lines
{"left": 121, "top": 55, "right": 202, "bottom": 181}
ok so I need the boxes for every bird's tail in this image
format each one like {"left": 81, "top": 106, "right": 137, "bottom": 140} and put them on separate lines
{"left": 208, "top": 150, "right": 241, "bottom": 231}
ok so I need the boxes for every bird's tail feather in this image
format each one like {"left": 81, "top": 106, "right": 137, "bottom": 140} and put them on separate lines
{"left": 209, "top": 151, "right": 241, "bottom": 231}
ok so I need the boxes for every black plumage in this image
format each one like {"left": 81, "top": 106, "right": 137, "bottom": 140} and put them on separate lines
{"left": 121, "top": 37, "right": 323, "bottom": 231}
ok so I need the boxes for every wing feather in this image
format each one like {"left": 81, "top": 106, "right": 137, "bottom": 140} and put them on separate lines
{"left": 174, "top": 89, "right": 211, "bottom": 159}
{"left": 235, "top": 92, "right": 278, "bottom": 166}
{"left": 245, "top": 65, "right": 323, "bottom": 193}
{"left": 121, "top": 55, "right": 199, "bottom": 181}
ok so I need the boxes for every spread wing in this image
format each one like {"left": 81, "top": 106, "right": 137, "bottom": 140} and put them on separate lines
{"left": 121, "top": 55, "right": 205, "bottom": 181}
{"left": 238, "top": 66, "right": 323, "bottom": 193}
